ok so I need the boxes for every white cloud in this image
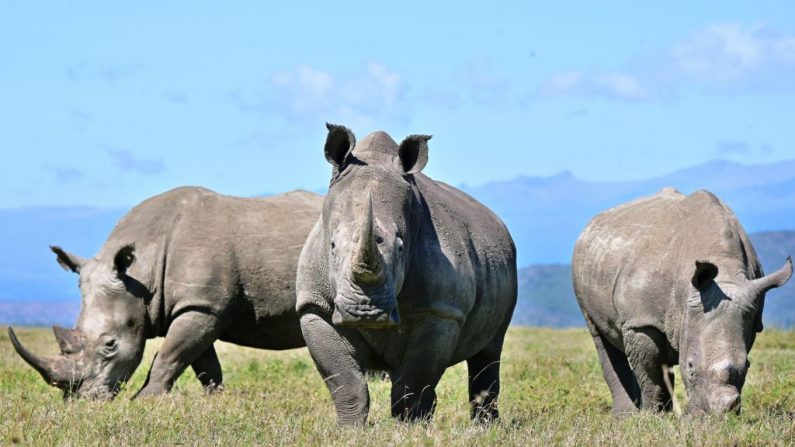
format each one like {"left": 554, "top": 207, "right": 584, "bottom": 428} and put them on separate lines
{"left": 453, "top": 61, "right": 515, "bottom": 108}
{"left": 542, "top": 71, "right": 648, "bottom": 101}
{"left": 541, "top": 22, "right": 795, "bottom": 100}
{"left": 666, "top": 23, "right": 795, "bottom": 90}
{"left": 421, "top": 60, "right": 537, "bottom": 110}
{"left": 672, "top": 23, "right": 766, "bottom": 83}
{"left": 592, "top": 73, "right": 648, "bottom": 100}
{"left": 233, "top": 61, "right": 408, "bottom": 130}
{"left": 546, "top": 71, "right": 582, "bottom": 92}
{"left": 106, "top": 149, "right": 166, "bottom": 175}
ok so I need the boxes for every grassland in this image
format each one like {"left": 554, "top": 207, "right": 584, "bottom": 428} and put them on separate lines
{"left": 1, "top": 326, "right": 794, "bottom": 446}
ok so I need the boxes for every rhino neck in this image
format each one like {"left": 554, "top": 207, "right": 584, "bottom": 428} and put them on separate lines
{"left": 404, "top": 176, "right": 427, "bottom": 254}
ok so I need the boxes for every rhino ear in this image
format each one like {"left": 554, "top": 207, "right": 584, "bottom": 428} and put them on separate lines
{"left": 692, "top": 260, "right": 719, "bottom": 291}
{"left": 50, "top": 246, "right": 84, "bottom": 274}
{"left": 324, "top": 123, "right": 356, "bottom": 168}
{"left": 113, "top": 244, "right": 136, "bottom": 277}
{"left": 398, "top": 134, "right": 431, "bottom": 174}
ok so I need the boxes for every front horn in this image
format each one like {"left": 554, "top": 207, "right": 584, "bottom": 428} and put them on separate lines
{"left": 749, "top": 256, "right": 793, "bottom": 295}
{"left": 351, "top": 193, "right": 386, "bottom": 287}
{"left": 8, "top": 327, "right": 83, "bottom": 389}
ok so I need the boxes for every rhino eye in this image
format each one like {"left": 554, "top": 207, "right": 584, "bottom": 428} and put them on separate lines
{"left": 375, "top": 236, "right": 384, "bottom": 244}
{"left": 100, "top": 338, "right": 119, "bottom": 358}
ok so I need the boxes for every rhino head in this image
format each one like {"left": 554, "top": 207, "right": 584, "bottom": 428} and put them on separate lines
{"left": 680, "top": 256, "right": 792, "bottom": 414}
{"left": 9, "top": 244, "right": 149, "bottom": 400}
{"left": 320, "top": 123, "right": 430, "bottom": 329}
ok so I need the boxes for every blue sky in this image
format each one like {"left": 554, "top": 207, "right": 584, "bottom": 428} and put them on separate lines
{"left": 2, "top": 2, "right": 794, "bottom": 208}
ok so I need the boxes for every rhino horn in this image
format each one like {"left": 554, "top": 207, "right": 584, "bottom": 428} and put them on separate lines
{"left": 749, "top": 256, "right": 793, "bottom": 295}
{"left": 351, "top": 193, "right": 385, "bottom": 287}
{"left": 8, "top": 327, "right": 82, "bottom": 389}
{"left": 53, "top": 326, "right": 85, "bottom": 354}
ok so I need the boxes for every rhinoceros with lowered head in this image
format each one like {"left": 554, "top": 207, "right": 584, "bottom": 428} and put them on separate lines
{"left": 9, "top": 187, "right": 322, "bottom": 399}
{"left": 573, "top": 187, "right": 792, "bottom": 416}
{"left": 296, "top": 124, "right": 517, "bottom": 424}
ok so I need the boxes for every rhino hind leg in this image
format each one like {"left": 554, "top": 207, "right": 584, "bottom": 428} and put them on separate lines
{"left": 466, "top": 339, "right": 503, "bottom": 422}
{"left": 586, "top": 316, "right": 640, "bottom": 417}
{"left": 135, "top": 312, "right": 221, "bottom": 399}
{"left": 624, "top": 327, "right": 673, "bottom": 412}
{"left": 191, "top": 344, "right": 224, "bottom": 393}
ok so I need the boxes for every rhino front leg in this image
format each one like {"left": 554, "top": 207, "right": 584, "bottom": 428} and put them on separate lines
{"left": 391, "top": 318, "right": 460, "bottom": 422}
{"left": 191, "top": 344, "right": 223, "bottom": 393}
{"left": 624, "top": 327, "right": 673, "bottom": 412}
{"left": 300, "top": 311, "right": 370, "bottom": 425}
{"left": 135, "top": 312, "right": 221, "bottom": 399}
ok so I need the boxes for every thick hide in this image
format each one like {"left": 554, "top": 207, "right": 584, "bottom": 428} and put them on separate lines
{"left": 573, "top": 188, "right": 792, "bottom": 416}
{"left": 296, "top": 125, "right": 517, "bottom": 424}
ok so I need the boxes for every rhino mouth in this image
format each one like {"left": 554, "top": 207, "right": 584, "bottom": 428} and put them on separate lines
{"left": 332, "top": 301, "right": 400, "bottom": 328}
{"left": 332, "top": 279, "right": 400, "bottom": 328}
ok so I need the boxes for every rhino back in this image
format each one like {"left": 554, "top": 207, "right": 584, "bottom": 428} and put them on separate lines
{"left": 99, "top": 187, "right": 322, "bottom": 347}
{"left": 573, "top": 188, "right": 760, "bottom": 347}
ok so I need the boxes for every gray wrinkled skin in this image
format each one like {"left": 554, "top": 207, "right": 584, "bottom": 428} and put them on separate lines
{"left": 573, "top": 187, "right": 792, "bottom": 416}
{"left": 296, "top": 124, "right": 517, "bottom": 425}
{"left": 9, "top": 187, "right": 321, "bottom": 400}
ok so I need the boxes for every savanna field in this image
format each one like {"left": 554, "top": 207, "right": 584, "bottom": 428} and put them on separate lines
{"left": 1, "top": 327, "right": 794, "bottom": 446}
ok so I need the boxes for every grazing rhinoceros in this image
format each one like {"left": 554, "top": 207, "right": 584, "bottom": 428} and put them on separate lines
{"left": 296, "top": 124, "right": 517, "bottom": 424}
{"left": 9, "top": 187, "right": 322, "bottom": 400}
{"left": 573, "top": 187, "right": 792, "bottom": 416}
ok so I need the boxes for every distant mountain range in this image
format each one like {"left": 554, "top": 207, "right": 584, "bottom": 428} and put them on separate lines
{"left": 1, "top": 159, "right": 794, "bottom": 327}
{"left": 461, "top": 158, "right": 795, "bottom": 265}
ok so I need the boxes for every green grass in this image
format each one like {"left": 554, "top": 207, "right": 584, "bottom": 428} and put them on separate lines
{"left": 2, "top": 327, "right": 794, "bottom": 446}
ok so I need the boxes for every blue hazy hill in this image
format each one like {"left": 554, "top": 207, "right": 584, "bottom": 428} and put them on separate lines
{"left": 462, "top": 159, "right": 795, "bottom": 265}
{"left": 513, "top": 231, "right": 795, "bottom": 329}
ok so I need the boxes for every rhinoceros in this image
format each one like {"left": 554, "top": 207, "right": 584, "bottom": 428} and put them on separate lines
{"left": 573, "top": 188, "right": 792, "bottom": 416}
{"left": 296, "top": 124, "right": 517, "bottom": 424}
{"left": 9, "top": 186, "right": 322, "bottom": 399}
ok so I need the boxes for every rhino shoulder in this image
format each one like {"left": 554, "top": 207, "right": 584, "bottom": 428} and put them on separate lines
{"left": 414, "top": 174, "right": 511, "bottom": 238}
{"left": 295, "top": 220, "right": 333, "bottom": 315}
